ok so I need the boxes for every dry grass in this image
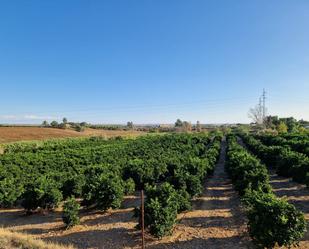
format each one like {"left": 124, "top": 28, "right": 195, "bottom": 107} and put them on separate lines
{"left": 0, "top": 227, "right": 75, "bottom": 249}
{"left": 0, "top": 127, "right": 145, "bottom": 143}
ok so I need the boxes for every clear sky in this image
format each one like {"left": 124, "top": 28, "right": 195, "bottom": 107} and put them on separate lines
{"left": 0, "top": 0, "right": 308, "bottom": 124}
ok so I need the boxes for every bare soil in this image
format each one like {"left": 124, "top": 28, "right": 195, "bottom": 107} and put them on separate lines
{"left": 0, "top": 140, "right": 253, "bottom": 249}
{"left": 0, "top": 127, "right": 145, "bottom": 143}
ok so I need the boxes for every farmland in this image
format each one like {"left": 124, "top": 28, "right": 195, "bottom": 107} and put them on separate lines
{"left": 0, "top": 131, "right": 309, "bottom": 248}
{"left": 0, "top": 127, "right": 145, "bottom": 143}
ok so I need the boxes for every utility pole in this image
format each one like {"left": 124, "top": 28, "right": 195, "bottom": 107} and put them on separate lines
{"left": 258, "top": 97, "right": 262, "bottom": 124}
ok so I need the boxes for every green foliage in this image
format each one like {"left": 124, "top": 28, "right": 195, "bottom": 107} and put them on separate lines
{"left": 61, "top": 175, "right": 85, "bottom": 199}
{"left": 0, "top": 170, "right": 24, "bottom": 207}
{"left": 62, "top": 197, "right": 80, "bottom": 228}
{"left": 226, "top": 136, "right": 271, "bottom": 195}
{"left": 139, "top": 183, "right": 193, "bottom": 238}
{"left": 75, "top": 125, "right": 85, "bottom": 132}
{"left": 174, "top": 119, "right": 183, "bottom": 127}
{"left": 127, "top": 121, "right": 134, "bottom": 129}
{"left": 82, "top": 165, "right": 124, "bottom": 210}
{"left": 50, "top": 121, "right": 59, "bottom": 127}
{"left": 124, "top": 178, "right": 135, "bottom": 195}
{"left": 0, "top": 132, "right": 220, "bottom": 233}
{"left": 21, "top": 176, "right": 62, "bottom": 212}
{"left": 244, "top": 191, "right": 306, "bottom": 249}
{"left": 42, "top": 120, "right": 49, "bottom": 127}
{"left": 175, "top": 188, "right": 192, "bottom": 212}
{"left": 227, "top": 134, "right": 306, "bottom": 248}
{"left": 242, "top": 134, "right": 309, "bottom": 184}
{"left": 123, "top": 159, "right": 156, "bottom": 189}
{"left": 267, "top": 116, "right": 301, "bottom": 133}
{"left": 277, "top": 122, "right": 288, "bottom": 134}
{"left": 144, "top": 183, "right": 179, "bottom": 238}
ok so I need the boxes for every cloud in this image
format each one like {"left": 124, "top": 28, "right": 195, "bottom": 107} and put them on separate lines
{"left": 0, "top": 114, "right": 60, "bottom": 121}
{"left": 23, "top": 115, "right": 59, "bottom": 120}
{"left": 0, "top": 115, "right": 19, "bottom": 120}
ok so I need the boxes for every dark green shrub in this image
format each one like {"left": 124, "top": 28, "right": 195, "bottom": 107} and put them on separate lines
{"left": 175, "top": 188, "right": 191, "bottom": 212}
{"left": 124, "top": 178, "right": 135, "bottom": 195}
{"left": 21, "top": 177, "right": 62, "bottom": 212}
{"left": 144, "top": 183, "right": 179, "bottom": 238}
{"left": 123, "top": 159, "right": 155, "bottom": 189}
{"left": 242, "top": 134, "right": 309, "bottom": 184}
{"left": 185, "top": 174, "right": 203, "bottom": 197}
{"left": 61, "top": 175, "right": 85, "bottom": 199}
{"left": 306, "top": 172, "right": 309, "bottom": 188}
{"left": 145, "top": 197, "right": 177, "bottom": 238}
{"left": 0, "top": 170, "right": 24, "bottom": 207}
{"left": 75, "top": 125, "right": 85, "bottom": 132}
{"left": 245, "top": 191, "right": 306, "bottom": 249}
{"left": 227, "top": 135, "right": 306, "bottom": 248}
{"left": 62, "top": 197, "right": 80, "bottom": 228}
{"left": 226, "top": 141, "right": 271, "bottom": 196}
{"left": 82, "top": 165, "right": 124, "bottom": 210}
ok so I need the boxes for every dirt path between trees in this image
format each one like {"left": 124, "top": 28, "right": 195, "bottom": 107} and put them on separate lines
{"left": 237, "top": 137, "right": 309, "bottom": 248}
{"left": 0, "top": 139, "right": 252, "bottom": 249}
{"left": 147, "top": 139, "right": 252, "bottom": 248}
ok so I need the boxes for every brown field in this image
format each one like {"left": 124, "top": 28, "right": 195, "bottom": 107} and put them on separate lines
{"left": 0, "top": 127, "right": 146, "bottom": 143}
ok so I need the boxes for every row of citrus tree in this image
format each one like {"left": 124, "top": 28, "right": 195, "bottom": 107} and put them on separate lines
{"left": 257, "top": 133, "right": 309, "bottom": 157}
{"left": 240, "top": 134, "right": 309, "bottom": 186}
{"left": 226, "top": 134, "right": 306, "bottom": 249}
{"left": 0, "top": 133, "right": 221, "bottom": 237}
{"left": 140, "top": 136, "right": 222, "bottom": 237}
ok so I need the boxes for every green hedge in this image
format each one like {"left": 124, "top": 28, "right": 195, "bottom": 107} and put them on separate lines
{"left": 62, "top": 197, "right": 80, "bottom": 228}
{"left": 226, "top": 135, "right": 306, "bottom": 248}
{"left": 241, "top": 134, "right": 309, "bottom": 184}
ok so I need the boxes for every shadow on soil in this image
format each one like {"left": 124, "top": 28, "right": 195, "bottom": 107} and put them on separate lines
{"left": 147, "top": 236, "right": 250, "bottom": 249}
{"left": 44, "top": 227, "right": 139, "bottom": 249}
{"left": 82, "top": 209, "right": 136, "bottom": 226}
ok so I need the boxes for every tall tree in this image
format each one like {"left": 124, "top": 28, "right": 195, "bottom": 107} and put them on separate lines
{"left": 175, "top": 119, "right": 183, "bottom": 127}
{"left": 248, "top": 105, "right": 263, "bottom": 125}
{"left": 196, "top": 121, "right": 201, "bottom": 132}
{"left": 182, "top": 121, "right": 192, "bottom": 132}
{"left": 127, "top": 121, "right": 134, "bottom": 130}
{"left": 42, "top": 120, "right": 49, "bottom": 127}
{"left": 50, "top": 121, "right": 59, "bottom": 128}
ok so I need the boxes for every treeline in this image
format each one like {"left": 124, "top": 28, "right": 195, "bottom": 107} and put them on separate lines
{"left": 41, "top": 118, "right": 87, "bottom": 132}
{"left": 265, "top": 116, "right": 309, "bottom": 133}
{"left": 0, "top": 133, "right": 221, "bottom": 237}
{"left": 226, "top": 135, "right": 306, "bottom": 248}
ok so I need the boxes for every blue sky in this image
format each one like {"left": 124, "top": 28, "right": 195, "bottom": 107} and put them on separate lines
{"left": 0, "top": 0, "right": 308, "bottom": 124}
